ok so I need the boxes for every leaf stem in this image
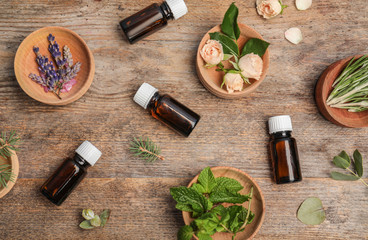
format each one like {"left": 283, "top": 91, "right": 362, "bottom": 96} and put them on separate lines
{"left": 239, "top": 187, "right": 253, "bottom": 231}
{"left": 138, "top": 146, "right": 164, "bottom": 161}
{"left": 345, "top": 168, "right": 368, "bottom": 187}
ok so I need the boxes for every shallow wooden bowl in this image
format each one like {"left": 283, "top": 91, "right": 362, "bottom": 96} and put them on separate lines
{"left": 14, "top": 26, "right": 95, "bottom": 105}
{"left": 196, "top": 24, "right": 270, "bottom": 99}
{"left": 0, "top": 152, "right": 19, "bottom": 199}
{"left": 315, "top": 55, "right": 368, "bottom": 128}
{"left": 183, "top": 166, "right": 265, "bottom": 240}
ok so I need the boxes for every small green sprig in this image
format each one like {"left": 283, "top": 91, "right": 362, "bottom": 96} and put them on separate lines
{"left": 79, "top": 209, "right": 111, "bottom": 229}
{"left": 330, "top": 149, "right": 368, "bottom": 187}
{"left": 0, "top": 131, "right": 20, "bottom": 188}
{"left": 129, "top": 137, "right": 164, "bottom": 162}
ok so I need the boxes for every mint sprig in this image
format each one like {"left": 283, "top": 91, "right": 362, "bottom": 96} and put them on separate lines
{"left": 171, "top": 167, "right": 254, "bottom": 240}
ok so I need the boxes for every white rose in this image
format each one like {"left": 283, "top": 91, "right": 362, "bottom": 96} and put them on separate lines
{"left": 224, "top": 73, "right": 244, "bottom": 93}
{"left": 200, "top": 40, "right": 224, "bottom": 65}
{"left": 238, "top": 53, "right": 263, "bottom": 80}
{"left": 256, "top": 0, "right": 282, "bottom": 19}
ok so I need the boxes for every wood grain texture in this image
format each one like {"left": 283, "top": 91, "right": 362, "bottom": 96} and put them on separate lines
{"left": 0, "top": 0, "right": 368, "bottom": 239}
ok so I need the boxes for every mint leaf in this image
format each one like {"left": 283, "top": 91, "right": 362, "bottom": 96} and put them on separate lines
{"left": 196, "top": 232, "right": 213, "bottom": 240}
{"left": 178, "top": 225, "right": 194, "bottom": 240}
{"left": 221, "top": 2, "right": 240, "bottom": 40}
{"left": 331, "top": 171, "right": 359, "bottom": 181}
{"left": 197, "top": 167, "right": 217, "bottom": 194}
{"left": 353, "top": 149, "right": 363, "bottom": 177}
{"left": 210, "top": 190, "right": 250, "bottom": 204}
{"left": 241, "top": 38, "right": 270, "bottom": 57}
{"left": 191, "top": 183, "right": 206, "bottom": 194}
{"left": 192, "top": 212, "right": 219, "bottom": 236}
{"left": 170, "top": 187, "right": 208, "bottom": 213}
{"left": 333, "top": 155, "right": 350, "bottom": 169}
{"left": 210, "top": 32, "right": 239, "bottom": 57}
{"left": 214, "top": 177, "right": 244, "bottom": 193}
{"left": 176, "top": 203, "right": 194, "bottom": 212}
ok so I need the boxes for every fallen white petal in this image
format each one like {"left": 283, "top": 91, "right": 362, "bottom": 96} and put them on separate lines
{"left": 285, "top": 27, "right": 303, "bottom": 44}
{"left": 296, "top": 0, "right": 312, "bottom": 10}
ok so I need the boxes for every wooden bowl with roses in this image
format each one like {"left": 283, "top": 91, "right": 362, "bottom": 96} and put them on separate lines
{"left": 196, "top": 4, "right": 270, "bottom": 99}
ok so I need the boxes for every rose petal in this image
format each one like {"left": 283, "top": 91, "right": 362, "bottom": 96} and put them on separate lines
{"left": 285, "top": 27, "right": 303, "bottom": 44}
{"left": 296, "top": 0, "right": 312, "bottom": 10}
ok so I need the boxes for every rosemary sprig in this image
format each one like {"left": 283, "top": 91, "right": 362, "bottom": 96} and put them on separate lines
{"left": 129, "top": 137, "right": 164, "bottom": 162}
{"left": 327, "top": 55, "right": 368, "bottom": 112}
{"left": 0, "top": 131, "right": 20, "bottom": 188}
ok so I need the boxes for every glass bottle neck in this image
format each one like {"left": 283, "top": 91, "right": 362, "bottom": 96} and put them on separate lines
{"left": 147, "top": 91, "right": 161, "bottom": 111}
{"left": 74, "top": 154, "right": 91, "bottom": 168}
{"left": 160, "top": 1, "right": 174, "bottom": 20}
{"left": 271, "top": 131, "right": 292, "bottom": 139}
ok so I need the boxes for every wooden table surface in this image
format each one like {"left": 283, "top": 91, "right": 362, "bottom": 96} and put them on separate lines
{"left": 0, "top": 0, "right": 367, "bottom": 239}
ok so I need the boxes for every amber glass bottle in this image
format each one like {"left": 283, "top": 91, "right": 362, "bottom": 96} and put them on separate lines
{"left": 134, "top": 83, "right": 200, "bottom": 137}
{"left": 40, "top": 141, "right": 102, "bottom": 206}
{"left": 268, "top": 115, "right": 302, "bottom": 184}
{"left": 119, "top": 0, "right": 188, "bottom": 44}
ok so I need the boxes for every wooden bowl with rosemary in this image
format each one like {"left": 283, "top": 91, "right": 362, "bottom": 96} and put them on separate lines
{"left": 14, "top": 26, "right": 95, "bottom": 105}
{"left": 315, "top": 55, "right": 368, "bottom": 128}
{"left": 182, "top": 167, "right": 265, "bottom": 240}
{"left": 0, "top": 152, "right": 19, "bottom": 199}
{"left": 196, "top": 24, "right": 270, "bottom": 99}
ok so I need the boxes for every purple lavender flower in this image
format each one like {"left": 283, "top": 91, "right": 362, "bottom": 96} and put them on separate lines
{"left": 48, "top": 34, "right": 66, "bottom": 68}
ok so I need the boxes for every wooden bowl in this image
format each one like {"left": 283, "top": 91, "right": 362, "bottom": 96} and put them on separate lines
{"left": 315, "top": 55, "right": 368, "bottom": 128}
{"left": 183, "top": 166, "right": 265, "bottom": 240}
{"left": 0, "top": 152, "right": 19, "bottom": 198}
{"left": 196, "top": 24, "right": 270, "bottom": 99}
{"left": 14, "top": 26, "right": 95, "bottom": 105}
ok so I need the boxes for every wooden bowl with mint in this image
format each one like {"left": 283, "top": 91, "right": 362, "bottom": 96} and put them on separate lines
{"left": 14, "top": 26, "right": 95, "bottom": 105}
{"left": 196, "top": 3, "right": 270, "bottom": 99}
{"left": 315, "top": 55, "right": 368, "bottom": 128}
{"left": 170, "top": 166, "right": 265, "bottom": 240}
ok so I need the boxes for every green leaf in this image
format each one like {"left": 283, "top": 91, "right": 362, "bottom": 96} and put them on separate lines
{"left": 90, "top": 215, "right": 101, "bottom": 227}
{"left": 221, "top": 3, "right": 240, "bottom": 40}
{"left": 210, "top": 190, "right": 250, "bottom": 204}
{"left": 331, "top": 171, "right": 359, "bottom": 181}
{"left": 170, "top": 187, "right": 208, "bottom": 213}
{"left": 338, "top": 151, "right": 351, "bottom": 165}
{"left": 297, "top": 197, "right": 325, "bottom": 225}
{"left": 177, "top": 225, "right": 194, "bottom": 240}
{"left": 210, "top": 32, "right": 239, "bottom": 57}
{"left": 279, "top": 0, "right": 288, "bottom": 14}
{"left": 223, "top": 54, "right": 233, "bottom": 61}
{"left": 353, "top": 149, "right": 363, "bottom": 177}
{"left": 333, "top": 156, "right": 350, "bottom": 169}
{"left": 191, "top": 183, "right": 206, "bottom": 194}
{"left": 192, "top": 212, "right": 219, "bottom": 236}
{"left": 213, "top": 177, "right": 244, "bottom": 193}
{"left": 82, "top": 209, "right": 95, "bottom": 220}
{"left": 79, "top": 220, "right": 94, "bottom": 229}
{"left": 176, "top": 203, "right": 194, "bottom": 212}
{"left": 241, "top": 38, "right": 270, "bottom": 57}
{"left": 99, "top": 209, "right": 111, "bottom": 227}
{"left": 197, "top": 233, "right": 213, "bottom": 240}
{"left": 197, "top": 167, "right": 217, "bottom": 194}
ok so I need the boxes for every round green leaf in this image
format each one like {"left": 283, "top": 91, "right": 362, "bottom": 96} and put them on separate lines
{"left": 90, "top": 215, "right": 101, "bottom": 227}
{"left": 79, "top": 220, "right": 94, "bottom": 229}
{"left": 297, "top": 197, "right": 325, "bottom": 225}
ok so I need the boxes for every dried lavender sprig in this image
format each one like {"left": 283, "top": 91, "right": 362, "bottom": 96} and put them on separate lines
{"left": 63, "top": 45, "right": 73, "bottom": 67}
{"left": 48, "top": 34, "right": 66, "bottom": 69}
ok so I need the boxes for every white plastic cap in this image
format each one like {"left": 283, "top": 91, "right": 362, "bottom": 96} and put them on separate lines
{"left": 75, "top": 141, "right": 102, "bottom": 166}
{"left": 268, "top": 115, "right": 293, "bottom": 134}
{"left": 133, "top": 83, "right": 158, "bottom": 109}
{"left": 166, "top": 0, "right": 188, "bottom": 20}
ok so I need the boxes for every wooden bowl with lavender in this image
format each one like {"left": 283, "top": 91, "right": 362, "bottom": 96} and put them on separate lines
{"left": 14, "top": 26, "right": 95, "bottom": 105}
{"left": 315, "top": 55, "right": 368, "bottom": 128}
{"left": 196, "top": 23, "right": 270, "bottom": 99}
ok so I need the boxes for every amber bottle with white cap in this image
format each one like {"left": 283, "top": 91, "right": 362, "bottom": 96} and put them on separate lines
{"left": 134, "top": 82, "right": 200, "bottom": 137}
{"left": 268, "top": 115, "right": 302, "bottom": 184}
{"left": 40, "top": 141, "right": 102, "bottom": 205}
{"left": 120, "top": 0, "right": 188, "bottom": 44}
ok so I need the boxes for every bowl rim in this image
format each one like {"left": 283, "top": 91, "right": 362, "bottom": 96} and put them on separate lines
{"left": 14, "top": 26, "right": 95, "bottom": 106}
{"left": 0, "top": 151, "right": 19, "bottom": 198}
{"left": 182, "top": 166, "right": 266, "bottom": 240}
{"left": 315, "top": 55, "right": 368, "bottom": 128}
{"left": 196, "top": 23, "right": 270, "bottom": 99}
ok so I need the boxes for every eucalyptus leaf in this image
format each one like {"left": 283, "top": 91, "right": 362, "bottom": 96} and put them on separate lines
{"left": 79, "top": 220, "right": 94, "bottom": 229}
{"left": 297, "top": 197, "right": 325, "bottom": 225}
{"left": 241, "top": 38, "right": 270, "bottom": 57}
{"left": 209, "top": 32, "right": 239, "bottom": 57}
{"left": 331, "top": 171, "right": 359, "bottom": 181}
{"left": 338, "top": 151, "right": 351, "bottom": 164}
{"left": 99, "top": 209, "right": 111, "bottom": 227}
{"left": 221, "top": 3, "right": 240, "bottom": 40}
{"left": 90, "top": 215, "right": 101, "bottom": 227}
{"left": 333, "top": 156, "right": 350, "bottom": 169}
{"left": 353, "top": 149, "right": 363, "bottom": 177}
